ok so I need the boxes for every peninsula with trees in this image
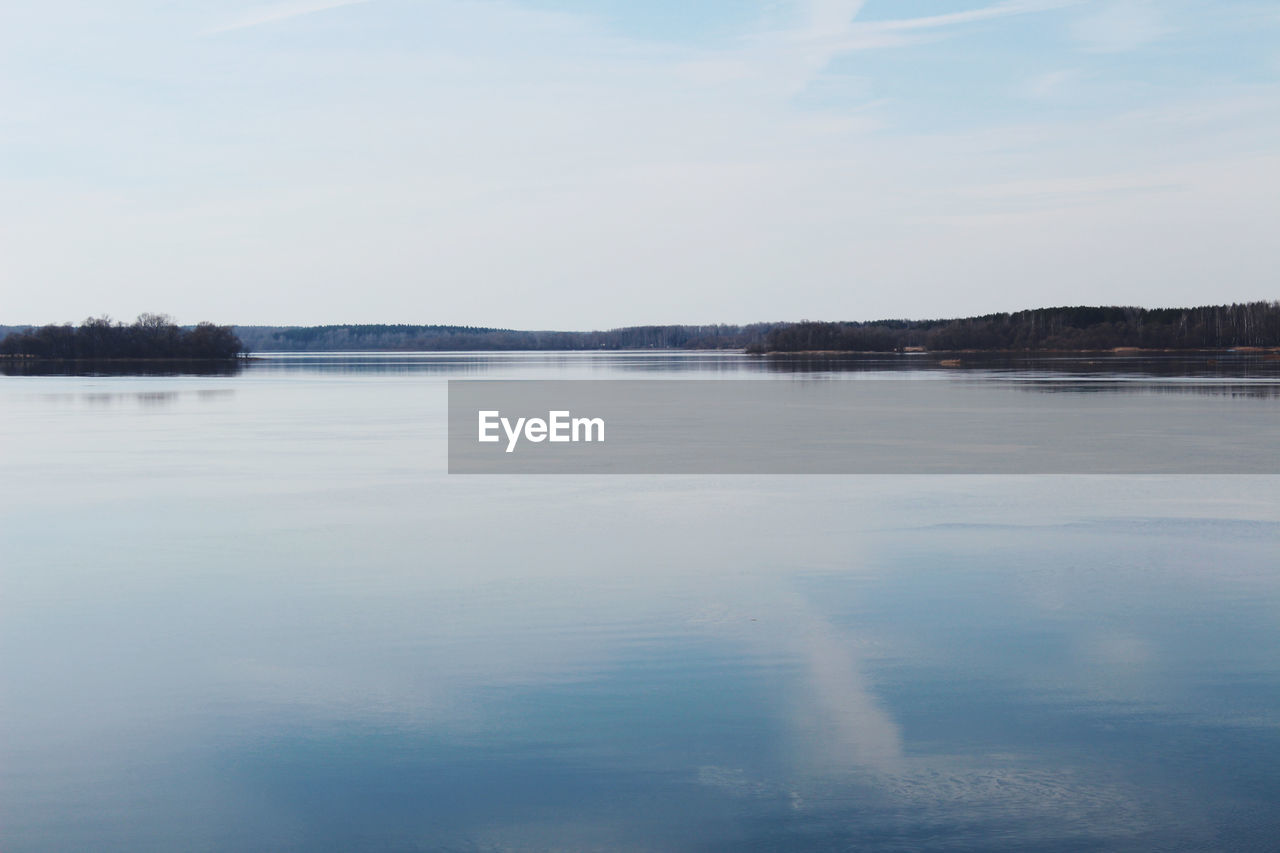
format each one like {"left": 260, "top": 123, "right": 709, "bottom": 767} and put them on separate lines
{"left": 0, "top": 314, "right": 243, "bottom": 361}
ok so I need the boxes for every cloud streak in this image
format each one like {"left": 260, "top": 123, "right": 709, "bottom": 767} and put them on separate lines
{"left": 862, "top": 0, "right": 1080, "bottom": 33}
{"left": 206, "top": 0, "right": 373, "bottom": 35}
{"left": 1071, "top": 0, "right": 1172, "bottom": 52}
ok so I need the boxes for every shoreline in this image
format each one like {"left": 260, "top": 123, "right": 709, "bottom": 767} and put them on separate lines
{"left": 755, "top": 346, "right": 1280, "bottom": 356}
{"left": 5, "top": 347, "right": 1280, "bottom": 361}
{"left": 0, "top": 355, "right": 249, "bottom": 362}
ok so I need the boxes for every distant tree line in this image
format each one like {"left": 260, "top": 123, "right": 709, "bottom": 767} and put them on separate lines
{"left": 756, "top": 303, "right": 1280, "bottom": 353}
{"left": 7, "top": 303, "right": 1277, "bottom": 358}
{"left": 1, "top": 314, "right": 244, "bottom": 360}
{"left": 233, "top": 323, "right": 777, "bottom": 352}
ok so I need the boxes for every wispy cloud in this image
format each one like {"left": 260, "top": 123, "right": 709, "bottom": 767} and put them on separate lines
{"left": 737, "top": 0, "right": 870, "bottom": 94}
{"left": 798, "top": 0, "right": 869, "bottom": 40}
{"left": 206, "top": 0, "right": 372, "bottom": 35}
{"left": 1019, "top": 67, "right": 1086, "bottom": 99}
{"left": 816, "top": 0, "right": 1078, "bottom": 54}
{"left": 861, "top": 0, "right": 1079, "bottom": 34}
{"left": 1071, "top": 1, "right": 1172, "bottom": 52}
{"left": 732, "top": 0, "right": 1074, "bottom": 94}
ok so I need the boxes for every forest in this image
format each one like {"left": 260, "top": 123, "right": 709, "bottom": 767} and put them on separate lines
{"left": 754, "top": 303, "right": 1280, "bottom": 353}
{"left": 0, "top": 314, "right": 244, "bottom": 360}
{"left": 5, "top": 303, "right": 1278, "bottom": 358}
{"left": 232, "top": 323, "right": 775, "bottom": 352}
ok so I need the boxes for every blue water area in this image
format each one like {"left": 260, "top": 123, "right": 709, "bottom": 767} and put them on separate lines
{"left": 2, "top": 352, "right": 1279, "bottom": 851}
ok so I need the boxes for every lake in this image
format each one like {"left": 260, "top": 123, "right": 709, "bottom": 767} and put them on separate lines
{"left": 2, "top": 352, "right": 1279, "bottom": 851}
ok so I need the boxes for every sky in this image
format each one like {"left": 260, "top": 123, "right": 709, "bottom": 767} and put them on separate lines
{"left": 1, "top": 0, "right": 1277, "bottom": 329}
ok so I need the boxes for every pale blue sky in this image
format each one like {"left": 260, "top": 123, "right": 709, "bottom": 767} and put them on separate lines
{"left": 1, "top": 1, "right": 1277, "bottom": 327}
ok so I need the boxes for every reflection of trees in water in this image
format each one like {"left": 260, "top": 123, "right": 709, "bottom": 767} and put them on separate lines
{"left": 1014, "top": 381, "right": 1280, "bottom": 399}
{"left": 14, "top": 352, "right": 1278, "bottom": 399}
{"left": 1, "top": 359, "right": 243, "bottom": 377}
{"left": 223, "top": 352, "right": 1280, "bottom": 383}
{"left": 81, "top": 391, "right": 180, "bottom": 407}
{"left": 29, "top": 389, "right": 237, "bottom": 406}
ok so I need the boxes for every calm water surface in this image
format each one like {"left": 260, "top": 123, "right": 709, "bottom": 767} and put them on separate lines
{"left": 2, "top": 352, "right": 1279, "bottom": 851}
